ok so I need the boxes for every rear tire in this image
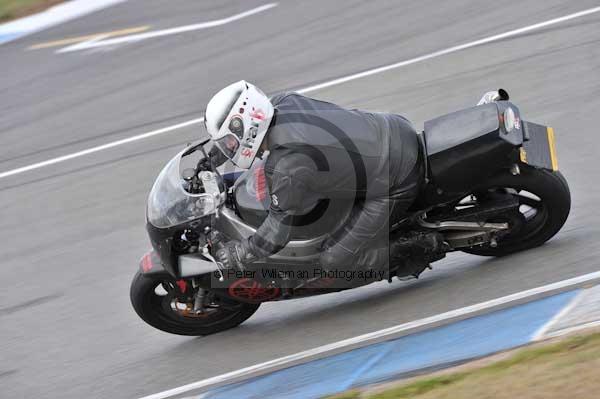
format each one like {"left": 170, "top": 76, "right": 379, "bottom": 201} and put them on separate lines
{"left": 461, "top": 166, "right": 570, "bottom": 257}
{"left": 130, "top": 271, "right": 260, "bottom": 336}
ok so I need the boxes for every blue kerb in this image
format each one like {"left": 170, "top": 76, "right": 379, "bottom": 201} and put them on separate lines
{"left": 200, "top": 289, "right": 578, "bottom": 399}
{"left": 0, "top": 32, "right": 24, "bottom": 44}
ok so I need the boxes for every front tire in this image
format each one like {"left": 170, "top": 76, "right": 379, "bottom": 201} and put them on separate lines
{"left": 130, "top": 271, "right": 260, "bottom": 336}
{"left": 461, "top": 166, "right": 570, "bottom": 257}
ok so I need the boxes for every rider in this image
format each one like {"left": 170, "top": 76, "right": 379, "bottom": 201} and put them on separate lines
{"left": 204, "top": 80, "right": 429, "bottom": 279}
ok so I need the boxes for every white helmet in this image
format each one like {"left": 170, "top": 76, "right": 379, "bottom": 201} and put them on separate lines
{"left": 204, "top": 80, "right": 274, "bottom": 169}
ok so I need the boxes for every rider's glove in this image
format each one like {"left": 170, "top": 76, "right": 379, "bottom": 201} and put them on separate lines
{"left": 215, "top": 240, "right": 256, "bottom": 270}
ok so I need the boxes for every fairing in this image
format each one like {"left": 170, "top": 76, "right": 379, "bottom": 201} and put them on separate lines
{"left": 145, "top": 147, "right": 224, "bottom": 277}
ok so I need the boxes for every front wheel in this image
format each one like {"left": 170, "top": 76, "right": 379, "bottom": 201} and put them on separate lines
{"left": 130, "top": 271, "right": 260, "bottom": 336}
{"left": 461, "top": 166, "right": 570, "bottom": 257}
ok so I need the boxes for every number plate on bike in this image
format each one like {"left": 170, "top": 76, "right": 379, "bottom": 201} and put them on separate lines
{"left": 520, "top": 122, "right": 559, "bottom": 171}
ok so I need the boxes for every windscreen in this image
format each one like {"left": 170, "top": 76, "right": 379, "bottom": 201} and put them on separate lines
{"left": 147, "top": 150, "right": 219, "bottom": 228}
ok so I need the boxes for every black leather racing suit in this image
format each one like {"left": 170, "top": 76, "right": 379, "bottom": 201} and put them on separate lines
{"left": 234, "top": 93, "right": 423, "bottom": 272}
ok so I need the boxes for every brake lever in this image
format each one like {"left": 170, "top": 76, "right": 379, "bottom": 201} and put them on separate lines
{"left": 201, "top": 247, "right": 225, "bottom": 282}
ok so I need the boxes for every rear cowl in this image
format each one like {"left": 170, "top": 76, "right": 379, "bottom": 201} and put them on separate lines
{"left": 423, "top": 102, "right": 523, "bottom": 202}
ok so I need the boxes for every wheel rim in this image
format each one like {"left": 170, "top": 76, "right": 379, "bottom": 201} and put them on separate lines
{"left": 458, "top": 186, "right": 550, "bottom": 247}
{"left": 499, "top": 188, "right": 549, "bottom": 242}
{"left": 146, "top": 280, "right": 244, "bottom": 326}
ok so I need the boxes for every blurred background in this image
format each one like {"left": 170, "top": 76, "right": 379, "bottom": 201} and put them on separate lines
{"left": 1, "top": 1, "right": 599, "bottom": 398}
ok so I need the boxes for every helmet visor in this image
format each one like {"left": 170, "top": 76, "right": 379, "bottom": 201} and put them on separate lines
{"left": 215, "top": 133, "right": 240, "bottom": 160}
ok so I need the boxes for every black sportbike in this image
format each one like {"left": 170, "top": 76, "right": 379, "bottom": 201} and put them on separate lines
{"left": 130, "top": 94, "right": 570, "bottom": 335}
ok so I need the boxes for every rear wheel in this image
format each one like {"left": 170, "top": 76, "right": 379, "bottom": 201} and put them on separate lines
{"left": 461, "top": 166, "right": 570, "bottom": 257}
{"left": 130, "top": 271, "right": 260, "bottom": 336}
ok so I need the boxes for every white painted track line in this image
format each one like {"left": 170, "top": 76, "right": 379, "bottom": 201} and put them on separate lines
{"left": 295, "top": 5, "right": 600, "bottom": 94}
{"left": 2, "top": 5, "right": 600, "bottom": 180}
{"left": 138, "top": 270, "right": 600, "bottom": 399}
{"left": 57, "top": 3, "right": 279, "bottom": 53}
{"left": 59, "top": 33, "right": 111, "bottom": 53}
{"left": 0, "top": 118, "right": 204, "bottom": 179}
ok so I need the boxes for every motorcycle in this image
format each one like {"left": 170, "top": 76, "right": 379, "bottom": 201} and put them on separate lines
{"left": 130, "top": 92, "right": 570, "bottom": 335}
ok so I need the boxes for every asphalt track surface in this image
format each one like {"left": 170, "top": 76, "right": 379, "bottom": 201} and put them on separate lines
{"left": 1, "top": 1, "right": 599, "bottom": 398}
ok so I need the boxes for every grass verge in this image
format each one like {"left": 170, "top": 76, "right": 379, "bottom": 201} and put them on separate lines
{"left": 327, "top": 331, "right": 600, "bottom": 399}
{"left": 0, "top": 0, "right": 65, "bottom": 23}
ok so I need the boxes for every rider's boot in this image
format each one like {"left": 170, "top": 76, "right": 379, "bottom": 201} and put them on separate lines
{"left": 389, "top": 231, "right": 447, "bottom": 279}
{"left": 390, "top": 231, "right": 447, "bottom": 258}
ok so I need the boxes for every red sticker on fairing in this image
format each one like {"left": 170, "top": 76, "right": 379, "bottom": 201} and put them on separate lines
{"left": 228, "top": 278, "right": 280, "bottom": 302}
{"left": 141, "top": 253, "right": 153, "bottom": 272}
